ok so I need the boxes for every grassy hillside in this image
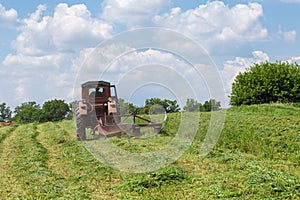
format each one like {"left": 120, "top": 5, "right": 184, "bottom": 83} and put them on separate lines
{"left": 0, "top": 104, "right": 299, "bottom": 199}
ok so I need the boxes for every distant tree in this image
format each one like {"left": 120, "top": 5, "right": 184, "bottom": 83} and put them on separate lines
{"left": 201, "top": 99, "right": 221, "bottom": 112}
{"left": 183, "top": 98, "right": 221, "bottom": 112}
{"left": 0, "top": 102, "right": 12, "bottom": 122}
{"left": 118, "top": 98, "right": 140, "bottom": 115}
{"left": 230, "top": 61, "right": 300, "bottom": 106}
{"left": 14, "top": 101, "right": 42, "bottom": 123}
{"left": 41, "top": 99, "right": 70, "bottom": 122}
{"left": 183, "top": 98, "right": 202, "bottom": 112}
{"left": 142, "top": 98, "right": 180, "bottom": 114}
{"left": 164, "top": 99, "right": 180, "bottom": 113}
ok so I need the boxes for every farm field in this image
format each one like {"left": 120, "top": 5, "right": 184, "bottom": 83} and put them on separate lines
{"left": 0, "top": 104, "right": 299, "bottom": 199}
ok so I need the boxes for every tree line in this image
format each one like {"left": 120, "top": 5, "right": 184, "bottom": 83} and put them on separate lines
{"left": 0, "top": 98, "right": 221, "bottom": 124}
{"left": 0, "top": 99, "right": 70, "bottom": 124}
{"left": 118, "top": 97, "right": 221, "bottom": 115}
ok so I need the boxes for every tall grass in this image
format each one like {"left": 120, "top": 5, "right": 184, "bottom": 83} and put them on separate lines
{"left": 0, "top": 103, "right": 299, "bottom": 199}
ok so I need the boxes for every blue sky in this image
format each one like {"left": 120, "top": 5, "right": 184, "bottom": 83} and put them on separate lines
{"left": 0, "top": 0, "right": 299, "bottom": 109}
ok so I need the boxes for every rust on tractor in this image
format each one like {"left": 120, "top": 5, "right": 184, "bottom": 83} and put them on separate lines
{"left": 75, "top": 81, "right": 162, "bottom": 140}
{"left": 0, "top": 122, "right": 12, "bottom": 127}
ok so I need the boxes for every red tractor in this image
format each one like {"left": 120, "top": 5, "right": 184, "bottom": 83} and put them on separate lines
{"left": 75, "top": 81, "right": 162, "bottom": 140}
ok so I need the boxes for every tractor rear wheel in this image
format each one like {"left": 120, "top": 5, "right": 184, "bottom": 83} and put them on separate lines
{"left": 76, "top": 112, "right": 87, "bottom": 140}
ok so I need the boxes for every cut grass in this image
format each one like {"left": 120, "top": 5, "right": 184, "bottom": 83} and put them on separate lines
{"left": 0, "top": 103, "right": 299, "bottom": 199}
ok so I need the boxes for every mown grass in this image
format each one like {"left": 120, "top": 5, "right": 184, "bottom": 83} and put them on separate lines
{"left": 0, "top": 103, "right": 299, "bottom": 199}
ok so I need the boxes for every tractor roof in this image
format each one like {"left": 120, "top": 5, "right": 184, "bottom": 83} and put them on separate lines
{"left": 82, "top": 81, "right": 110, "bottom": 88}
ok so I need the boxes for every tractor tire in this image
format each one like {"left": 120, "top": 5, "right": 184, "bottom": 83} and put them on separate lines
{"left": 76, "top": 112, "right": 87, "bottom": 140}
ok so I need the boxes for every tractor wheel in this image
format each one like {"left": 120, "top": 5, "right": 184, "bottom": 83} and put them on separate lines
{"left": 76, "top": 112, "right": 87, "bottom": 140}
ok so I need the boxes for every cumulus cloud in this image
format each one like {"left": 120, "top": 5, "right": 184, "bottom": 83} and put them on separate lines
{"left": 3, "top": 53, "right": 62, "bottom": 68}
{"left": 71, "top": 45, "right": 214, "bottom": 105}
{"left": 0, "top": 4, "right": 19, "bottom": 28}
{"left": 286, "top": 56, "right": 300, "bottom": 64}
{"left": 2, "top": 3, "right": 114, "bottom": 107}
{"left": 107, "top": 48, "right": 210, "bottom": 106}
{"left": 278, "top": 29, "right": 297, "bottom": 42}
{"left": 12, "top": 3, "right": 113, "bottom": 55}
{"left": 153, "top": 1, "right": 267, "bottom": 49}
{"left": 100, "top": 0, "right": 268, "bottom": 49}
{"left": 101, "top": 0, "right": 171, "bottom": 27}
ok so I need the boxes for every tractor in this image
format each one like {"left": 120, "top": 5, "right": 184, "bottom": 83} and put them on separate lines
{"left": 75, "top": 81, "right": 162, "bottom": 140}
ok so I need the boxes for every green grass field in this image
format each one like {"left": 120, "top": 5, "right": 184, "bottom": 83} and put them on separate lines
{"left": 0, "top": 104, "right": 299, "bottom": 199}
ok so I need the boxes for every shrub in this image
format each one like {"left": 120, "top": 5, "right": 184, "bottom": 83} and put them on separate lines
{"left": 230, "top": 61, "right": 300, "bottom": 106}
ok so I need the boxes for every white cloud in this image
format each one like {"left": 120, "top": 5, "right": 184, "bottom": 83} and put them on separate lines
{"left": 0, "top": 4, "right": 19, "bottom": 28}
{"left": 154, "top": 1, "right": 267, "bottom": 45}
{"left": 278, "top": 29, "right": 297, "bottom": 42}
{"left": 286, "top": 56, "right": 300, "bottom": 64}
{"left": 72, "top": 46, "right": 212, "bottom": 105}
{"left": 12, "top": 3, "right": 113, "bottom": 55}
{"left": 1, "top": 3, "right": 115, "bottom": 107}
{"left": 101, "top": 0, "right": 171, "bottom": 27}
{"left": 3, "top": 53, "right": 62, "bottom": 68}
{"left": 14, "top": 86, "right": 27, "bottom": 102}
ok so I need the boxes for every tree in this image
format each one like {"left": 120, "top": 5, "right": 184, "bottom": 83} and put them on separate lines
{"left": 14, "top": 101, "right": 42, "bottom": 123}
{"left": 183, "top": 98, "right": 202, "bottom": 112}
{"left": 41, "top": 99, "right": 70, "bottom": 122}
{"left": 230, "top": 61, "right": 300, "bottom": 106}
{"left": 201, "top": 99, "right": 221, "bottom": 112}
{"left": 163, "top": 99, "right": 180, "bottom": 113}
{"left": 183, "top": 98, "right": 221, "bottom": 112}
{"left": 118, "top": 98, "right": 140, "bottom": 115}
{"left": 0, "top": 102, "right": 12, "bottom": 122}
{"left": 142, "top": 98, "right": 180, "bottom": 114}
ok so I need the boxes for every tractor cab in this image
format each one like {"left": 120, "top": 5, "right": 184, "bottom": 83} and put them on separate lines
{"left": 81, "top": 81, "right": 118, "bottom": 119}
{"left": 82, "top": 81, "right": 117, "bottom": 104}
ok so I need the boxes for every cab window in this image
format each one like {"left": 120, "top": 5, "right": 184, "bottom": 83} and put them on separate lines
{"left": 89, "top": 87, "right": 105, "bottom": 98}
{"left": 110, "top": 86, "right": 116, "bottom": 97}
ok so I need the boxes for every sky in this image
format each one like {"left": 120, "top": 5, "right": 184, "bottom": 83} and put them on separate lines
{"left": 0, "top": 0, "right": 299, "bottom": 109}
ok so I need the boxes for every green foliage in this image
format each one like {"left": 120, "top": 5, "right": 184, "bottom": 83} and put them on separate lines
{"left": 142, "top": 98, "right": 180, "bottom": 114}
{"left": 201, "top": 99, "right": 221, "bottom": 111}
{"left": 13, "top": 101, "right": 42, "bottom": 123}
{"left": 118, "top": 98, "right": 140, "bottom": 115}
{"left": 0, "top": 102, "right": 12, "bottom": 122}
{"left": 13, "top": 100, "right": 70, "bottom": 123}
{"left": 183, "top": 98, "right": 221, "bottom": 112}
{"left": 230, "top": 61, "right": 300, "bottom": 106}
{"left": 41, "top": 99, "right": 70, "bottom": 122}
{"left": 160, "top": 112, "right": 181, "bottom": 136}
{"left": 118, "top": 98, "right": 180, "bottom": 115}
{"left": 183, "top": 98, "right": 200, "bottom": 112}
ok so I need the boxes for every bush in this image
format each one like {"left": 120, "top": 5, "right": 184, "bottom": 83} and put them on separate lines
{"left": 41, "top": 99, "right": 70, "bottom": 122}
{"left": 13, "top": 102, "right": 42, "bottom": 123}
{"left": 13, "top": 99, "right": 70, "bottom": 123}
{"left": 230, "top": 61, "right": 300, "bottom": 106}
